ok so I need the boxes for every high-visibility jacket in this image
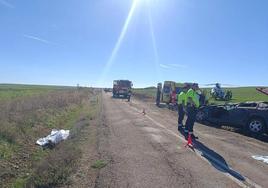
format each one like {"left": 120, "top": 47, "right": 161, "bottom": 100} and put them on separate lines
{"left": 186, "top": 89, "right": 200, "bottom": 108}
{"left": 177, "top": 91, "right": 186, "bottom": 105}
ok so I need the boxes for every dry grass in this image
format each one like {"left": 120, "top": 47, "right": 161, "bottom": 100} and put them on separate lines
{"left": 0, "top": 89, "right": 92, "bottom": 143}
{"left": 30, "top": 142, "right": 82, "bottom": 188}
{"left": 0, "top": 87, "right": 99, "bottom": 187}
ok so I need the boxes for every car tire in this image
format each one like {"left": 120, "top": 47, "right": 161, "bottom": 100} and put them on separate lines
{"left": 246, "top": 117, "right": 266, "bottom": 136}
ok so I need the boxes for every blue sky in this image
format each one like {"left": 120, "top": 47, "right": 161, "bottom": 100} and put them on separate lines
{"left": 0, "top": 0, "right": 268, "bottom": 88}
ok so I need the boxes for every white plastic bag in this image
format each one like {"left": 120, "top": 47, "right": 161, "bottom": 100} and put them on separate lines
{"left": 36, "top": 129, "right": 70, "bottom": 146}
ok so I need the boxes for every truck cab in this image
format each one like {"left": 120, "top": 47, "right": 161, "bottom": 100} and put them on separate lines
{"left": 113, "top": 80, "right": 133, "bottom": 101}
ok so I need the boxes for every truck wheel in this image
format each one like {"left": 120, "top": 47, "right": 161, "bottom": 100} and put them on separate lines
{"left": 246, "top": 117, "right": 266, "bottom": 135}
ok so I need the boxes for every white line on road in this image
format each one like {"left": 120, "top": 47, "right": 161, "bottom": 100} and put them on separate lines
{"left": 128, "top": 104, "right": 262, "bottom": 188}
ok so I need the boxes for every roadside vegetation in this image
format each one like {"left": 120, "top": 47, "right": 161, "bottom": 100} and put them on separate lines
{"left": 0, "top": 84, "right": 100, "bottom": 188}
{"left": 0, "top": 84, "right": 73, "bottom": 101}
{"left": 132, "top": 88, "right": 156, "bottom": 101}
{"left": 91, "top": 160, "right": 107, "bottom": 169}
{"left": 133, "top": 87, "right": 268, "bottom": 104}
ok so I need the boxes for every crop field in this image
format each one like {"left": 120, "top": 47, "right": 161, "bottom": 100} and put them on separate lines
{"left": 133, "top": 87, "right": 268, "bottom": 104}
{"left": 132, "top": 88, "right": 156, "bottom": 101}
{"left": 0, "top": 84, "right": 100, "bottom": 187}
{"left": 0, "top": 84, "right": 75, "bottom": 101}
{"left": 206, "top": 87, "right": 268, "bottom": 104}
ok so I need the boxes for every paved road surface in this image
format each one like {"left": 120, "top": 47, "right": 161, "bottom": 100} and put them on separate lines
{"left": 95, "top": 92, "right": 268, "bottom": 188}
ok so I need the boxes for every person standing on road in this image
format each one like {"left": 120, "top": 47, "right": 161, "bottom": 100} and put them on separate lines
{"left": 177, "top": 88, "right": 186, "bottom": 131}
{"left": 156, "top": 83, "right": 162, "bottom": 106}
{"left": 185, "top": 88, "right": 200, "bottom": 139}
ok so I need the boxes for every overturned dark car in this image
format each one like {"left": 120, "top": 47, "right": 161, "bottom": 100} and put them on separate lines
{"left": 196, "top": 102, "right": 268, "bottom": 135}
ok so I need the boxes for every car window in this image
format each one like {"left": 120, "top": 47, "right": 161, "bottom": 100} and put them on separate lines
{"left": 163, "top": 86, "right": 171, "bottom": 93}
{"left": 258, "top": 102, "right": 268, "bottom": 109}
{"left": 238, "top": 103, "right": 257, "bottom": 107}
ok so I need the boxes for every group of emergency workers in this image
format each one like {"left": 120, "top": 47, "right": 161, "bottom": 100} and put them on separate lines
{"left": 156, "top": 83, "right": 203, "bottom": 140}
{"left": 177, "top": 85, "right": 200, "bottom": 140}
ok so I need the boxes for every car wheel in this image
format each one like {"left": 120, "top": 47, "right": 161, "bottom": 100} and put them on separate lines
{"left": 247, "top": 118, "right": 266, "bottom": 135}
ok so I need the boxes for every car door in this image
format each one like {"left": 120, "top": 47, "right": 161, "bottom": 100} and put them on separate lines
{"left": 227, "top": 106, "right": 250, "bottom": 126}
{"left": 207, "top": 106, "right": 229, "bottom": 124}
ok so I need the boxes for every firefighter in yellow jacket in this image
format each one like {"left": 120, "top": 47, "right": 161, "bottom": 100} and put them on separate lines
{"left": 177, "top": 89, "right": 187, "bottom": 131}
{"left": 185, "top": 88, "right": 200, "bottom": 139}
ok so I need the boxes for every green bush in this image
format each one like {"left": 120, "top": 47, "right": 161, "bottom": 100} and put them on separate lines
{"left": 91, "top": 160, "right": 107, "bottom": 169}
{"left": 11, "top": 177, "right": 29, "bottom": 188}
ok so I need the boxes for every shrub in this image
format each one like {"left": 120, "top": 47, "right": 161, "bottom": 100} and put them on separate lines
{"left": 31, "top": 142, "right": 81, "bottom": 187}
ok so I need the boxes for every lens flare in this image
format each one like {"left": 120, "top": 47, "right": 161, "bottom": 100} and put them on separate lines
{"left": 148, "top": 5, "right": 162, "bottom": 81}
{"left": 98, "top": 0, "right": 140, "bottom": 86}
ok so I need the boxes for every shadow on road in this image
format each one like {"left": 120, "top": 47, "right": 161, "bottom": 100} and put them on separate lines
{"left": 194, "top": 140, "right": 245, "bottom": 181}
{"left": 177, "top": 127, "right": 245, "bottom": 181}
{"left": 234, "top": 129, "right": 268, "bottom": 143}
{"left": 156, "top": 103, "right": 167, "bottom": 109}
{"left": 110, "top": 96, "right": 131, "bottom": 102}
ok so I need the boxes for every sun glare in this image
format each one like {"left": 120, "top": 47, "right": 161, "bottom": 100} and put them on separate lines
{"left": 148, "top": 5, "right": 162, "bottom": 81}
{"left": 98, "top": 0, "right": 161, "bottom": 86}
{"left": 98, "top": 0, "right": 140, "bottom": 85}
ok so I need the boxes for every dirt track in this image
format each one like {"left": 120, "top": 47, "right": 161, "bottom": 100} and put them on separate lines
{"left": 95, "top": 92, "right": 268, "bottom": 188}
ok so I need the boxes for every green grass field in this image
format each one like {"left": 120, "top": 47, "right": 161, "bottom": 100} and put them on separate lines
{"left": 0, "top": 84, "right": 75, "bottom": 101}
{"left": 133, "top": 87, "right": 268, "bottom": 104}
{"left": 133, "top": 88, "right": 156, "bottom": 97}
{"left": 206, "top": 87, "right": 268, "bottom": 104}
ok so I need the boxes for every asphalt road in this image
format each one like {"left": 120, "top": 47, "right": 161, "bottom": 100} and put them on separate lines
{"left": 95, "top": 92, "right": 268, "bottom": 188}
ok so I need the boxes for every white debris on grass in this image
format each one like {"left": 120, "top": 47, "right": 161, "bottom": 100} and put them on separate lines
{"left": 36, "top": 129, "right": 70, "bottom": 146}
{"left": 252, "top": 155, "right": 268, "bottom": 164}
